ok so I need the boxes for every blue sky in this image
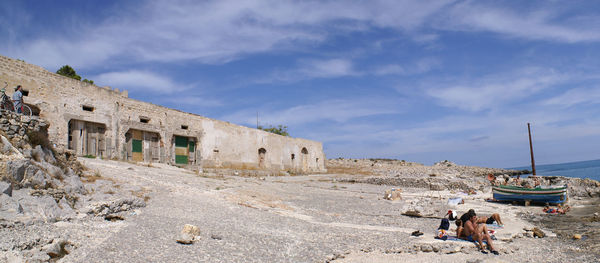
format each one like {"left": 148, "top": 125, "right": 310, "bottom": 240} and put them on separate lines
{"left": 1, "top": 0, "right": 600, "bottom": 168}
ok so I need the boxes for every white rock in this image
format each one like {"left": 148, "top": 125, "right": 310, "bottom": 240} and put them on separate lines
{"left": 0, "top": 181, "right": 12, "bottom": 197}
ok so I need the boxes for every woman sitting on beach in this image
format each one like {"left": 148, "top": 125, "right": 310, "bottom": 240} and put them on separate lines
{"left": 455, "top": 219, "right": 465, "bottom": 239}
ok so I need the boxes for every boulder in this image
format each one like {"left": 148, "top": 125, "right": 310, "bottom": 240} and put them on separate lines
{"left": 0, "top": 181, "right": 12, "bottom": 196}
{"left": 58, "top": 197, "right": 76, "bottom": 220}
{"left": 42, "top": 239, "right": 70, "bottom": 259}
{"left": 21, "top": 169, "right": 50, "bottom": 189}
{"left": 420, "top": 244, "right": 433, "bottom": 252}
{"left": 6, "top": 159, "right": 30, "bottom": 184}
{"left": 86, "top": 197, "right": 146, "bottom": 217}
{"left": 28, "top": 195, "right": 63, "bottom": 223}
{"left": 532, "top": 227, "right": 545, "bottom": 238}
{"left": 182, "top": 224, "right": 201, "bottom": 236}
{"left": 0, "top": 194, "right": 23, "bottom": 220}
{"left": 176, "top": 233, "right": 194, "bottom": 244}
{"left": 63, "top": 173, "right": 86, "bottom": 195}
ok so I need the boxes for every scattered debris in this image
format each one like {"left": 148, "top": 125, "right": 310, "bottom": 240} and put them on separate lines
{"left": 383, "top": 188, "right": 402, "bottom": 200}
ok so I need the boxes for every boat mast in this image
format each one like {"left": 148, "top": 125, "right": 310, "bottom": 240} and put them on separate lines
{"left": 527, "top": 123, "right": 536, "bottom": 176}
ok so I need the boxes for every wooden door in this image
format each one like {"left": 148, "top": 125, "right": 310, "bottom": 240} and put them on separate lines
{"left": 131, "top": 130, "right": 143, "bottom": 162}
{"left": 174, "top": 136, "right": 189, "bottom": 165}
{"left": 86, "top": 123, "right": 97, "bottom": 156}
{"left": 187, "top": 140, "right": 195, "bottom": 164}
{"left": 97, "top": 126, "right": 106, "bottom": 158}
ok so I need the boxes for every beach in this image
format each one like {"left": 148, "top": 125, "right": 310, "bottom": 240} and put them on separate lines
{"left": 2, "top": 157, "right": 599, "bottom": 262}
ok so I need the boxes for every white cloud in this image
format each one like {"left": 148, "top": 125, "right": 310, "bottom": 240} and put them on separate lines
{"left": 374, "top": 64, "right": 405, "bottom": 75}
{"left": 297, "top": 59, "right": 358, "bottom": 78}
{"left": 373, "top": 58, "right": 440, "bottom": 76}
{"left": 93, "top": 70, "right": 180, "bottom": 94}
{"left": 426, "top": 68, "right": 566, "bottom": 111}
{"left": 439, "top": 2, "right": 600, "bottom": 43}
{"left": 162, "top": 96, "right": 223, "bottom": 108}
{"left": 543, "top": 87, "right": 600, "bottom": 108}
{"left": 6, "top": 0, "right": 598, "bottom": 70}
{"left": 256, "top": 58, "right": 359, "bottom": 83}
{"left": 222, "top": 97, "right": 402, "bottom": 127}
{"left": 5, "top": 0, "right": 457, "bottom": 69}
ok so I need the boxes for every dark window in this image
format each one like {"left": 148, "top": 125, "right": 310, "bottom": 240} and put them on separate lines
{"left": 82, "top": 105, "right": 94, "bottom": 112}
{"left": 291, "top": 154, "right": 295, "bottom": 160}
{"left": 140, "top": 117, "right": 150, "bottom": 123}
{"left": 181, "top": 125, "right": 188, "bottom": 130}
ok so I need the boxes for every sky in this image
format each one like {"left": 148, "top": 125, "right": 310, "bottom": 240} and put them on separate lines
{"left": 1, "top": 0, "right": 599, "bottom": 168}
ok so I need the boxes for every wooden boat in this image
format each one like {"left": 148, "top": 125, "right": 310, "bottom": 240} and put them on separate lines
{"left": 492, "top": 184, "right": 568, "bottom": 204}
{"left": 491, "top": 123, "right": 569, "bottom": 204}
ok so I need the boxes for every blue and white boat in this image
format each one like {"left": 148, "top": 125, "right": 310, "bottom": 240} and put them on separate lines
{"left": 492, "top": 184, "right": 568, "bottom": 204}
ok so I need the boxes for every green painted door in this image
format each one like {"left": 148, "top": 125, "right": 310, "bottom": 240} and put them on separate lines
{"left": 175, "top": 136, "right": 189, "bottom": 164}
{"left": 131, "top": 130, "right": 143, "bottom": 162}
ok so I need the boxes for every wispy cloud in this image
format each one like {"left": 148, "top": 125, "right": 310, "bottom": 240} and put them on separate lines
{"left": 542, "top": 87, "right": 600, "bottom": 108}
{"left": 162, "top": 96, "right": 223, "bottom": 108}
{"left": 5, "top": 0, "right": 599, "bottom": 70}
{"left": 439, "top": 2, "right": 600, "bottom": 43}
{"left": 258, "top": 58, "right": 359, "bottom": 83}
{"left": 374, "top": 57, "right": 440, "bottom": 76}
{"left": 297, "top": 59, "right": 357, "bottom": 78}
{"left": 2, "top": 0, "right": 457, "bottom": 69}
{"left": 93, "top": 70, "right": 181, "bottom": 94}
{"left": 222, "top": 97, "right": 402, "bottom": 127}
{"left": 426, "top": 68, "right": 566, "bottom": 111}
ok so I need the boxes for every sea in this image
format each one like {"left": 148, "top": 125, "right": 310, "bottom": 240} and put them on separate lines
{"left": 508, "top": 159, "right": 600, "bottom": 182}
{"left": 511, "top": 159, "right": 600, "bottom": 255}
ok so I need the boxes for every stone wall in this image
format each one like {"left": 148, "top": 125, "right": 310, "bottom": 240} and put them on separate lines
{"left": 0, "top": 111, "right": 48, "bottom": 149}
{"left": 0, "top": 55, "right": 326, "bottom": 173}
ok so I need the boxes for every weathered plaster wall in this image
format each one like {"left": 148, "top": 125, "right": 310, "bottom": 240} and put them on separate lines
{"left": 0, "top": 55, "right": 326, "bottom": 173}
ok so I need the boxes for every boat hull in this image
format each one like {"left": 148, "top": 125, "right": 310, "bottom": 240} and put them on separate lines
{"left": 492, "top": 185, "right": 568, "bottom": 204}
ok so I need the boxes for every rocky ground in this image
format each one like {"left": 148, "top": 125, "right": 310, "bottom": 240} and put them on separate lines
{"left": 1, "top": 117, "right": 599, "bottom": 263}
{"left": 1, "top": 153, "right": 598, "bottom": 262}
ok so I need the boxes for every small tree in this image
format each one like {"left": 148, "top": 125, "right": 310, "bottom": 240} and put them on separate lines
{"left": 56, "top": 65, "right": 82, "bottom": 80}
{"left": 258, "top": 124, "right": 289, "bottom": 136}
{"left": 82, "top": 79, "right": 94, "bottom": 84}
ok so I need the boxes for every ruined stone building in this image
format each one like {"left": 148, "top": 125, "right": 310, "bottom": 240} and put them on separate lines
{"left": 0, "top": 55, "right": 326, "bottom": 173}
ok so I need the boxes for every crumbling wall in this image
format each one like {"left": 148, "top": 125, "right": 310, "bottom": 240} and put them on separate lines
{"left": 0, "top": 55, "right": 326, "bottom": 173}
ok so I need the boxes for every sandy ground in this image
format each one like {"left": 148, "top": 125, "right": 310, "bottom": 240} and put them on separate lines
{"left": 48, "top": 159, "right": 597, "bottom": 262}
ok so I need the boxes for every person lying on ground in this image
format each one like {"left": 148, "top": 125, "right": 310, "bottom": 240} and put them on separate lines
{"left": 462, "top": 210, "right": 499, "bottom": 255}
{"left": 544, "top": 205, "right": 571, "bottom": 214}
{"left": 459, "top": 209, "right": 504, "bottom": 226}
{"left": 476, "top": 213, "right": 504, "bottom": 226}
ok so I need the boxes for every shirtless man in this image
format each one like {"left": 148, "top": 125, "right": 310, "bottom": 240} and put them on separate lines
{"left": 462, "top": 210, "right": 499, "bottom": 255}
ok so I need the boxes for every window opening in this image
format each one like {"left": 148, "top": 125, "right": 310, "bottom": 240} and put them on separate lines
{"left": 82, "top": 105, "right": 94, "bottom": 112}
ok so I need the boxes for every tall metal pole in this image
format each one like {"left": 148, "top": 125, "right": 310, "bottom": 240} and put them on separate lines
{"left": 527, "top": 123, "right": 536, "bottom": 176}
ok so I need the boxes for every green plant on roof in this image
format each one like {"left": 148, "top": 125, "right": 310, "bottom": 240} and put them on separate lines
{"left": 258, "top": 124, "right": 289, "bottom": 136}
